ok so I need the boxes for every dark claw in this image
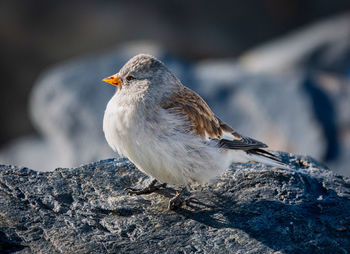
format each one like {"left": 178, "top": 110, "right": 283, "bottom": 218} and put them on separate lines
{"left": 126, "top": 179, "right": 167, "bottom": 195}
{"left": 168, "top": 188, "right": 186, "bottom": 210}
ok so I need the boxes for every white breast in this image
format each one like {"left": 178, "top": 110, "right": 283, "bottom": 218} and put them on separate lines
{"left": 103, "top": 93, "right": 232, "bottom": 186}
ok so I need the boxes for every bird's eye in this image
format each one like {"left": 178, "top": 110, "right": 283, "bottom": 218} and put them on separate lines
{"left": 126, "top": 75, "right": 134, "bottom": 81}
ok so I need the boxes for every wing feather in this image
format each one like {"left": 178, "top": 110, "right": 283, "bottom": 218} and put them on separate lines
{"left": 161, "top": 87, "right": 267, "bottom": 150}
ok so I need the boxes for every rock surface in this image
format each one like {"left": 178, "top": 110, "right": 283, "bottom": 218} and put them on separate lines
{"left": 0, "top": 153, "right": 349, "bottom": 253}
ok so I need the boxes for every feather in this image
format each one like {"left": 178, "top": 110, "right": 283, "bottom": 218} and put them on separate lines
{"left": 161, "top": 87, "right": 268, "bottom": 150}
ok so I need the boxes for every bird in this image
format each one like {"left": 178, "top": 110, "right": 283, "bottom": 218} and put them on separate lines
{"left": 102, "top": 54, "right": 289, "bottom": 209}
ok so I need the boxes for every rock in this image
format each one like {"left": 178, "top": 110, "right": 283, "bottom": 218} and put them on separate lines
{"left": 192, "top": 12, "right": 350, "bottom": 176}
{"left": 0, "top": 136, "right": 69, "bottom": 172}
{"left": 0, "top": 153, "right": 349, "bottom": 253}
{"left": 193, "top": 62, "right": 326, "bottom": 159}
{"left": 312, "top": 73, "right": 350, "bottom": 177}
{"left": 239, "top": 13, "right": 350, "bottom": 73}
{"left": 235, "top": 12, "right": 350, "bottom": 176}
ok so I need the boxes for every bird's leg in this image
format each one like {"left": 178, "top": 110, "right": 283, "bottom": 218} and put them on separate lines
{"left": 168, "top": 187, "right": 187, "bottom": 210}
{"left": 126, "top": 179, "right": 167, "bottom": 195}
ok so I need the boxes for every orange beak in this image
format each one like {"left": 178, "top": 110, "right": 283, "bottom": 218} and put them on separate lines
{"left": 103, "top": 74, "right": 122, "bottom": 87}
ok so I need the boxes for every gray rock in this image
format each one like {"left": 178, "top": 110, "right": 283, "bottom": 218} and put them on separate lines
{"left": 237, "top": 12, "right": 350, "bottom": 176}
{"left": 313, "top": 73, "right": 350, "bottom": 177}
{"left": 193, "top": 62, "right": 326, "bottom": 159}
{"left": 239, "top": 12, "right": 350, "bottom": 73}
{"left": 0, "top": 153, "right": 349, "bottom": 253}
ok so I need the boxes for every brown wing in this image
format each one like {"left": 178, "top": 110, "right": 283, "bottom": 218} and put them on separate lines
{"left": 161, "top": 87, "right": 267, "bottom": 150}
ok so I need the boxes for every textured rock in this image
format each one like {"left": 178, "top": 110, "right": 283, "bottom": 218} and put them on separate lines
{"left": 0, "top": 153, "right": 349, "bottom": 253}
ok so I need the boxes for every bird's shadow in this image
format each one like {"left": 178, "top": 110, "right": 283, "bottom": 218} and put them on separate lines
{"left": 169, "top": 182, "right": 350, "bottom": 253}
{"left": 126, "top": 165, "right": 349, "bottom": 252}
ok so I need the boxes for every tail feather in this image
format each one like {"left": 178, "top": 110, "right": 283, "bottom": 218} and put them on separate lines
{"left": 246, "top": 149, "right": 290, "bottom": 169}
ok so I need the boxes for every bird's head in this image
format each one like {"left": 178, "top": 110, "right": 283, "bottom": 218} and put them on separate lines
{"left": 103, "top": 54, "right": 181, "bottom": 101}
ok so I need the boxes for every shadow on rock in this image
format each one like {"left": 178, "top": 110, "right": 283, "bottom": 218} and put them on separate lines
{"left": 175, "top": 172, "right": 350, "bottom": 253}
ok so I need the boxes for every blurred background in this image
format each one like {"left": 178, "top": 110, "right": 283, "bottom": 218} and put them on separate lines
{"left": 1, "top": 0, "right": 350, "bottom": 176}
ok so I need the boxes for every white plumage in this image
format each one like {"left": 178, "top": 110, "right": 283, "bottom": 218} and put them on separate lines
{"left": 103, "top": 54, "right": 288, "bottom": 187}
{"left": 103, "top": 94, "right": 232, "bottom": 185}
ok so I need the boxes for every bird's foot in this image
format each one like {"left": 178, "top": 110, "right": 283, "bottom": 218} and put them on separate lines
{"left": 126, "top": 179, "right": 167, "bottom": 195}
{"left": 168, "top": 188, "right": 187, "bottom": 210}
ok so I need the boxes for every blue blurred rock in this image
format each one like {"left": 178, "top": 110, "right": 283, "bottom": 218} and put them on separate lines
{"left": 0, "top": 42, "right": 193, "bottom": 170}
{"left": 193, "top": 61, "right": 326, "bottom": 160}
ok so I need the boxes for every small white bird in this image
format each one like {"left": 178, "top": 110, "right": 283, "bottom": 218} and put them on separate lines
{"left": 103, "top": 54, "right": 288, "bottom": 209}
